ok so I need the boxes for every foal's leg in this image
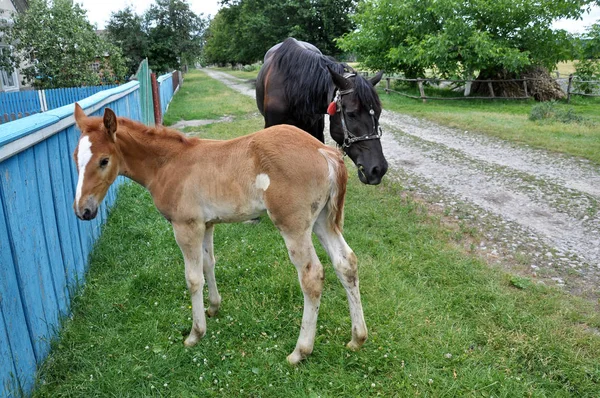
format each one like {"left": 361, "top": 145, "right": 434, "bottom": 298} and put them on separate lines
{"left": 203, "top": 224, "right": 221, "bottom": 317}
{"left": 281, "top": 229, "right": 324, "bottom": 365}
{"left": 172, "top": 220, "right": 207, "bottom": 347}
{"left": 313, "top": 212, "right": 368, "bottom": 350}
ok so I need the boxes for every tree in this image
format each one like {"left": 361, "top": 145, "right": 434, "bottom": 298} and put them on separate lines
{"left": 0, "top": 0, "right": 127, "bottom": 88}
{"left": 203, "top": 0, "right": 356, "bottom": 66}
{"left": 338, "top": 0, "right": 598, "bottom": 80}
{"left": 106, "top": 7, "right": 149, "bottom": 77}
{"left": 145, "top": 0, "right": 208, "bottom": 73}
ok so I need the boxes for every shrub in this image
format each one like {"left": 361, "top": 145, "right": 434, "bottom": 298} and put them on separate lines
{"left": 574, "top": 59, "right": 600, "bottom": 94}
{"left": 529, "top": 101, "right": 585, "bottom": 123}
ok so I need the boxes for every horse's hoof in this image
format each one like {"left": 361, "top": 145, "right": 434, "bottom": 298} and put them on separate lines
{"left": 206, "top": 306, "right": 219, "bottom": 317}
{"left": 346, "top": 340, "right": 362, "bottom": 351}
{"left": 184, "top": 335, "right": 199, "bottom": 347}
{"left": 286, "top": 351, "right": 303, "bottom": 365}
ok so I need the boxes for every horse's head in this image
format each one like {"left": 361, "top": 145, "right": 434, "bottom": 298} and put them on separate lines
{"left": 327, "top": 67, "right": 388, "bottom": 185}
{"left": 72, "top": 103, "right": 120, "bottom": 220}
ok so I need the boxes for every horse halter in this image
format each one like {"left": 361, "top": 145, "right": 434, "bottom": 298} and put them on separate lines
{"left": 331, "top": 73, "right": 383, "bottom": 150}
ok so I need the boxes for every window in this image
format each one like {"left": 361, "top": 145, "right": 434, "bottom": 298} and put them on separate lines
{"left": 0, "top": 47, "right": 19, "bottom": 91}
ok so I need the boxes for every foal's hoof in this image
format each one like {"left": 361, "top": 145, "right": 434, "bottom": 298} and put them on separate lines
{"left": 346, "top": 340, "right": 363, "bottom": 351}
{"left": 183, "top": 329, "right": 206, "bottom": 347}
{"left": 286, "top": 351, "right": 304, "bottom": 366}
{"left": 206, "top": 306, "right": 219, "bottom": 317}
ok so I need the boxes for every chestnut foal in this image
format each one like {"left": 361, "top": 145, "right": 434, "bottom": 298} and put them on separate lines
{"left": 71, "top": 104, "right": 367, "bottom": 364}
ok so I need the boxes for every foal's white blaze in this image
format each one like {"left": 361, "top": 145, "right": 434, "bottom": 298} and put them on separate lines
{"left": 255, "top": 173, "right": 270, "bottom": 191}
{"left": 75, "top": 135, "right": 93, "bottom": 211}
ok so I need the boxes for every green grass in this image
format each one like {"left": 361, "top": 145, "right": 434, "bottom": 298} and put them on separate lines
{"left": 379, "top": 87, "right": 600, "bottom": 164}
{"left": 162, "top": 70, "right": 257, "bottom": 126}
{"left": 33, "top": 70, "right": 600, "bottom": 397}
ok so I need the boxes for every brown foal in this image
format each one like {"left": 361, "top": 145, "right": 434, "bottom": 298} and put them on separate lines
{"left": 71, "top": 104, "right": 367, "bottom": 364}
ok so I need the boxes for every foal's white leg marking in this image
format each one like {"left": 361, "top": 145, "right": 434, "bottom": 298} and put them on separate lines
{"left": 75, "top": 135, "right": 93, "bottom": 211}
{"left": 281, "top": 230, "right": 324, "bottom": 365}
{"left": 203, "top": 224, "right": 221, "bottom": 317}
{"left": 313, "top": 211, "right": 367, "bottom": 350}
{"left": 255, "top": 173, "right": 270, "bottom": 191}
{"left": 172, "top": 221, "right": 207, "bottom": 347}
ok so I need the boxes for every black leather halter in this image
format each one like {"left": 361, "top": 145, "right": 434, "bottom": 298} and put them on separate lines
{"left": 332, "top": 73, "right": 383, "bottom": 149}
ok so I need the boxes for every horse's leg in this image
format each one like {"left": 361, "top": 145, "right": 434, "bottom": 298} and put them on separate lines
{"left": 279, "top": 228, "right": 324, "bottom": 365}
{"left": 203, "top": 223, "right": 221, "bottom": 317}
{"left": 172, "top": 220, "right": 207, "bottom": 347}
{"left": 313, "top": 211, "right": 368, "bottom": 350}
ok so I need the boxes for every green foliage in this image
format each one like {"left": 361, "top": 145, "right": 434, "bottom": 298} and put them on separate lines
{"left": 145, "top": 0, "right": 208, "bottom": 73}
{"left": 529, "top": 101, "right": 586, "bottom": 124}
{"left": 580, "top": 22, "right": 600, "bottom": 60}
{"left": 0, "top": 0, "right": 127, "bottom": 89}
{"left": 338, "top": 0, "right": 595, "bottom": 79}
{"left": 574, "top": 59, "right": 600, "bottom": 94}
{"left": 106, "top": 0, "right": 208, "bottom": 75}
{"left": 106, "top": 7, "right": 149, "bottom": 78}
{"left": 203, "top": 0, "right": 356, "bottom": 65}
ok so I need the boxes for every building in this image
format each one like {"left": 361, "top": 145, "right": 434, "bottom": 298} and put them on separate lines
{"left": 0, "top": 0, "right": 28, "bottom": 92}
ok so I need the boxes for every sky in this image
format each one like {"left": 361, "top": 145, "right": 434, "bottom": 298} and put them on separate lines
{"left": 80, "top": 0, "right": 599, "bottom": 34}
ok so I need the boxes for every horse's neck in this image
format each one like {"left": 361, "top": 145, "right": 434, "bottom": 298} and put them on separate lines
{"left": 115, "top": 123, "right": 191, "bottom": 188}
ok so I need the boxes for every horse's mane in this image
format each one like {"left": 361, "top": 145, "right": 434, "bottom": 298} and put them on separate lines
{"left": 270, "top": 38, "right": 381, "bottom": 115}
{"left": 118, "top": 117, "right": 195, "bottom": 146}
{"left": 270, "top": 38, "right": 345, "bottom": 115}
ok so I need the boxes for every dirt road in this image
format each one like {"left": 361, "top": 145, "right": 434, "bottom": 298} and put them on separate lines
{"left": 200, "top": 69, "right": 600, "bottom": 298}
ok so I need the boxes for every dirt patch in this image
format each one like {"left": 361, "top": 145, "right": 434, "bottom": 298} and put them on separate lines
{"left": 170, "top": 116, "right": 234, "bottom": 130}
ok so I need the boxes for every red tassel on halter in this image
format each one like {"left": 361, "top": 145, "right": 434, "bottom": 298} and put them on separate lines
{"left": 327, "top": 101, "right": 337, "bottom": 116}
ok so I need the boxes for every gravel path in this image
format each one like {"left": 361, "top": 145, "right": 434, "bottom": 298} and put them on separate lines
{"left": 200, "top": 68, "right": 600, "bottom": 299}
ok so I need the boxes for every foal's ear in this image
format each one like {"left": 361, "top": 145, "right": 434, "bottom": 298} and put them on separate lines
{"left": 74, "top": 103, "right": 86, "bottom": 131}
{"left": 103, "top": 108, "right": 117, "bottom": 142}
{"left": 370, "top": 70, "right": 384, "bottom": 87}
{"left": 327, "top": 65, "right": 352, "bottom": 91}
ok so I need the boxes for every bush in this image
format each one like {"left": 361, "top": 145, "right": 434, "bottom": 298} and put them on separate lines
{"left": 574, "top": 59, "right": 600, "bottom": 94}
{"left": 529, "top": 101, "right": 585, "bottom": 123}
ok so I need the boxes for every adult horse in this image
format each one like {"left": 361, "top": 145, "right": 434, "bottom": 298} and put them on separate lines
{"left": 256, "top": 37, "right": 388, "bottom": 185}
{"left": 71, "top": 104, "right": 367, "bottom": 364}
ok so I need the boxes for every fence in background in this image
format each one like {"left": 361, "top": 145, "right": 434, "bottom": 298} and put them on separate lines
{"left": 371, "top": 74, "right": 600, "bottom": 102}
{"left": 0, "top": 81, "right": 142, "bottom": 397}
{"left": 0, "top": 85, "right": 118, "bottom": 124}
{"left": 155, "top": 70, "right": 182, "bottom": 124}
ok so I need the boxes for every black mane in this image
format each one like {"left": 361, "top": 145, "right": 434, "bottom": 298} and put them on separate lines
{"left": 269, "top": 38, "right": 381, "bottom": 116}
{"left": 269, "top": 38, "right": 344, "bottom": 116}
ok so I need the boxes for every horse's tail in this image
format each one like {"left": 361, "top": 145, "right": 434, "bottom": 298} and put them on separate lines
{"left": 318, "top": 147, "right": 347, "bottom": 233}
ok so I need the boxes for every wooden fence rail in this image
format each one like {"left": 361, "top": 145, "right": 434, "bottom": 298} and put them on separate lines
{"left": 0, "top": 85, "right": 118, "bottom": 125}
{"left": 378, "top": 74, "right": 599, "bottom": 102}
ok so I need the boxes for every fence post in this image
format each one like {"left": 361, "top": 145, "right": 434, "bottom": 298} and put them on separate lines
{"left": 417, "top": 79, "right": 426, "bottom": 103}
{"left": 151, "top": 73, "right": 162, "bottom": 125}
{"left": 385, "top": 77, "right": 390, "bottom": 94}
{"left": 523, "top": 79, "right": 528, "bottom": 98}
{"left": 487, "top": 82, "right": 495, "bottom": 98}
{"left": 566, "top": 74, "right": 573, "bottom": 104}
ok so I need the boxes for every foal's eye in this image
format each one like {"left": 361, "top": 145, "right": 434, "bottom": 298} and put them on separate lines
{"left": 99, "top": 158, "right": 109, "bottom": 168}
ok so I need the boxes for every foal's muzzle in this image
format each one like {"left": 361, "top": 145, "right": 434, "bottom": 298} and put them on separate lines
{"left": 75, "top": 197, "right": 99, "bottom": 220}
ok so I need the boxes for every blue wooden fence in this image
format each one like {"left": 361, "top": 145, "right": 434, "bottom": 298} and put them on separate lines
{"left": 0, "top": 85, "right": 117, "bottom": 124}
{"left": 157, "top": 72, "right": 174, "bottom": 117}
{"left": 0, "top": 81, "right": 142, "bottom": 397}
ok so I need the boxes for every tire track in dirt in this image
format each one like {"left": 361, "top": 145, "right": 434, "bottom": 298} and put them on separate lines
{"left": 202, "top": 68, "right": 600, "bottom": 298}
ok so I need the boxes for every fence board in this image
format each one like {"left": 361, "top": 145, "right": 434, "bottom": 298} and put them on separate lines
{"left": 34, "top": 141, "right": 70, "bottom": 317}
{"left": 0, "top": 193, "right": 36, "bottom": 396}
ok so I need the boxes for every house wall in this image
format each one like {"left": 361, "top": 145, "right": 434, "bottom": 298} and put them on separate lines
{"left": 0, "top": 0, "right": 24, "bottom": 92}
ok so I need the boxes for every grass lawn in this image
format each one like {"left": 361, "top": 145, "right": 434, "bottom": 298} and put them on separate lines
{"left": 33, "top": 70, "right": 600, "bottom": 397}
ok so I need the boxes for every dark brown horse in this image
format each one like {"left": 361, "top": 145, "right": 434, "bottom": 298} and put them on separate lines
{"left": 256, "top": 38, "right": 388, "bottom": 185}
